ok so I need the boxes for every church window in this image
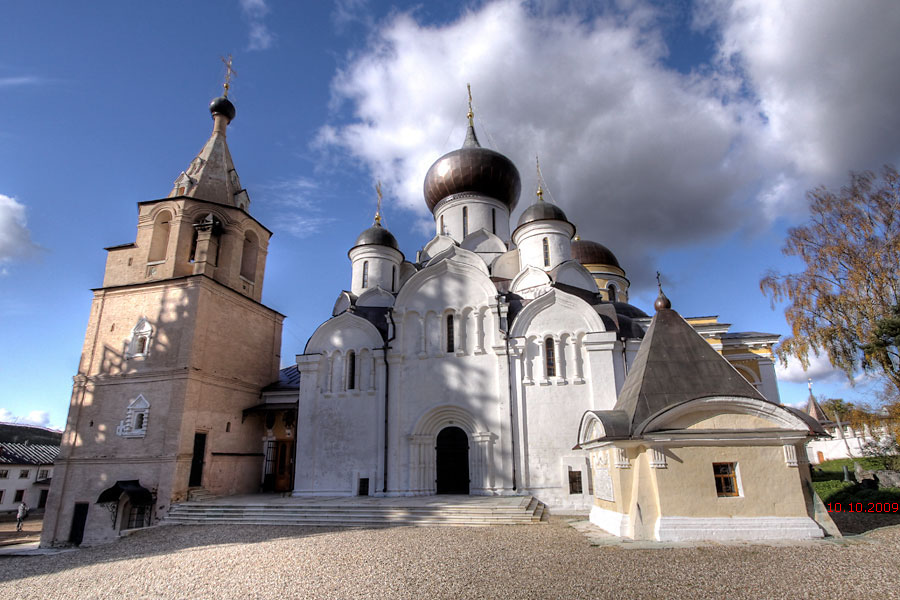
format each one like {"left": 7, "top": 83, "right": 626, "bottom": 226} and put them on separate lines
{"left": 240, "top": 230, "right": 258, "bottom": 281}
{"left": 127, "top": 318, "right": 152, "bottom": 358}
{"left": 713, "top": 463, "right": 739, "bottom": 497}
{"left": 607, "top": 284, "right": 617, "bottom": 303}
{"left": 568, "top": 469, "right": 583, "bottom": 494}
{"left": 542, "top": 238, "right": 550, "bottom": 267}
{"left": 362, "top": 261, "right": 369, "bottom": 288}
{"left": 462, "top": 207, "right": 469, "bottom": 238}
{"left": 347, "top": 351, "right": 356, "bottom": 390}
{"left": 446, "top": 315, "right": 455, "bottom": 353}
{"left": 392, "top": 265, "right": 397, "bottom": 291}
{"left": 147, "top": 210, "right": 172, "bottom": 263}
{"left": 544, "top": 337, "right": 556, "bottom": 377}
{"left": 491, "top": 208, "right": 496, "bottom": 234}
{"left": 116, "top": 394, "right": 150, "bottom": 438}
{"left": 440, "top": 215, "right": 445, "bottom": 235}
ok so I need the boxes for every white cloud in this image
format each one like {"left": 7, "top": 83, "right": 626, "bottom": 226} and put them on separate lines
{"left": 775, "top": 351, "right": 847, "bottom": 385}
{"left": 255, "top": 177, "right": 336, "bottom": 237}
{"left": 240, "top": 0, "right": 275, "bottom": 50}
{"left": 0, "top": 76, "right": 44, "bottom": 88}
{"left": 0, "top": 194, "right": 40, "bottom": 271}
{"left": 0, "top": 408, "right": 55, "bottom": 428}
{"left": 318, "top": 0, "right": 900, "bottom": 287}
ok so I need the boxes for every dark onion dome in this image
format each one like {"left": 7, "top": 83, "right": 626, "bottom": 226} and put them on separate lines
{"left": 209, "top": 95, "right": 236, "bottom": 122}
{"left": 613, "top": 301, "right": 648, "bottom": 319}
{"left": 352, "top": 223, "right": 399, "bottom": 251}
{"left": 571, "top": 239, "right": 621, "bottom": 269}
{"left": 654, "top": 289, "right": 672, "bottom": 311}
{"left": 423, "top": 125, "right": 521, "bottom": 214}
{"left": 515, "top": 200, "right": 570, "bottom": 229}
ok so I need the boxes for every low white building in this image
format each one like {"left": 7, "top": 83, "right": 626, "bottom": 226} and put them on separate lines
{"left": 0, "top": 442, "right": 57, "bottom": 513}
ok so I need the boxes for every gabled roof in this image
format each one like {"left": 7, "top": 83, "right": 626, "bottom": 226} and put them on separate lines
{"left": 0, "top": 443, "right": 59, "bottom": 465}
{"left": 805, "top": 394, "right": 834, "bottom": 425}
{"left": 613, "top": 298, "right": 767, "bottom": 432}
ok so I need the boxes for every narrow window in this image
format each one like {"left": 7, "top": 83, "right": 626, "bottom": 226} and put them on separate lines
{"left": 362, "top": 261, "right": 369, "bottom": 288}
{"left": 347, "top": 351, "right": 356, "bottom": 390}
{"left": 607, "top": 284, "right": 617, "bottom": 303}
{"left": 446, "top": 315, "right": 455, "bottom": 353}
{"left": 225, "top": 422, "right": 231, "bottom": 433}
{"left": 542, "top": 237, "right": 550, "bottom": 267}
{"left": 491, "top": 208, "right": 496, "bottom": 234}
{"left": 462, "top": 206, "right": 469, "bottom": 238}
{"left": 440, "top": 215, "right": 445, "bottom": 235}
{"left": 134, "top": 413, "right": 145, "bottom": 431}
{"left": 135, "top": 336, "right": 148, "bottom": 355}
{"left": 392, "top": 265, "right": 397, "bottom": 292}
{"left": 545, "top": 337, "right": 556, "bottom": 377}
{"left": 568, "top": 469, "right": 583, "bottom": 494}
{"left": 240, "top": 231, "right": 258, "bottom": 281}
{"left": 148, "top": 210, "right": 172, "bottom": 263}
{"left": 713, "top": 463, "right": 739, "bottom": 497}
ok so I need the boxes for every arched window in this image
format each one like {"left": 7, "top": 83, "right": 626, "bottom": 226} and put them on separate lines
{"left": 347, "top": 351, "right": 356, "bottom": 390}
{"left": 545, "top": 337, "right": 556, "bottom": 377}
{"left": 542, "top": 238, "right": 550, "bottom": 267}
{"left": 462, "top": 207, "right": 469, "bottom": 238}
{"left": 240, "top": 230, "right": 258, "bottom": 281}
{"left": 440, "top": 215, "right": 445, "bottom": 235}
{"left": 446, "top": 314, "right": 455, "bottom": 353}
{"left": 148, "top": 210, "right": 172, "bottom": 263}
{"left": 392, "top": 265, "right": 397, "bottom": 291}
{"left": 491, "top": 208, "right": 496, "bottom": 234}
{"left": 607, "top": 283, "right": 617, "bottom": 303}
{"left": 128, "top": 318, "right": 152, "bottom": 358}
{"left": 362, "top": 261, "right": 369, "bottom": 288}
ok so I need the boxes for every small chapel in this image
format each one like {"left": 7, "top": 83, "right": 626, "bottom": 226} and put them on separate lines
{"left": 43, "top": 84, "right": 830, "bottom": 546}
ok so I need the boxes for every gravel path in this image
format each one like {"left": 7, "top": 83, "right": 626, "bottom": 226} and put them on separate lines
{"left": 0, "top": 519, "right": 897, "bottom": 600}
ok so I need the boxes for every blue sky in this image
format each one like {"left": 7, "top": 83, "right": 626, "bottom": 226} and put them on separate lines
{"left": 2, "top": 0, "right": 899, "bottom": 429}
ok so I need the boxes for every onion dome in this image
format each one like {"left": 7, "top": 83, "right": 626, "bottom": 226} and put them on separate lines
{"left": 423, "top": 124, "right": 521, "bottom": 214}
{"left": 516, "top": 201, "right": 569, "bottom": 229}
{"left": 571, "top": 239, "right": 620, "bottom": 269}
{"left": 352, "top": 223, "right": 399, "bottom": 251}
{"left": 209, "top": 95, "right": 236, "bottom": 123}
{"left": 654, "top": 289, "right": 672, "bottom": 311}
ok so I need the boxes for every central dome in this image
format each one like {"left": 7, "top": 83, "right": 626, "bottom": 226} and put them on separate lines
{"left": 423, "top": 125, "right": 521, "bottom": 214}
{"left": 571, "top": 239, "right": 620, "bottom": 269}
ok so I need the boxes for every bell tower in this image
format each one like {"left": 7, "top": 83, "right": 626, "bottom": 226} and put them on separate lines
{"left": 42, "top": 77, "right": 285, "bottom": 547}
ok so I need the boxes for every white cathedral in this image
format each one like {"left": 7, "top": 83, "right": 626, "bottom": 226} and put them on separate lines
{"left": 44, "top": 90, "right": 828, "bottom": 547}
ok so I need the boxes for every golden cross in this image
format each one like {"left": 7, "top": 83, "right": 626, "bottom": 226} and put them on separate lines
{"left": 535, "top": 155, "right": 544, "bottom": 201}
{"left": 221, "top": 55, "right": 237, "bottom": 97}
{"left": 466, "top": 83, "right": 474, "bottom": 126}
{"left": 374, "top": 180, "right": 383, "bottom": 225}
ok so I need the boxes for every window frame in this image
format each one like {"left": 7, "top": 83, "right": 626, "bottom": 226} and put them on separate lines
{"left": 713, "top": 462, "right": 740, "bottom": 497}
{"left": 544, "top": 337, "right": 556, "bottom": 378}
{"left": 361, "top": 260, "right": 369, "bottom": 289}
{"left": 0, "top": 469, "right": 8, "bottom": 479}
{"left": 542, "top": 237, "right": 550, "bottom": 267}
{"left": 346, "top": 350, "right": 356, "bottom": 390}
{"left": 18, "top": 469, "right": 29, "bottom": 479}
{"left": 446, "top": 314, "right": 455, "bottom": 353}
{"left": 462, "top": 206, "right": 469, "bottom": 238}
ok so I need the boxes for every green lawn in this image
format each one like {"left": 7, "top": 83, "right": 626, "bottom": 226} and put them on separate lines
{"left": 812, "top": 458, "right": 900, "bottom": 506}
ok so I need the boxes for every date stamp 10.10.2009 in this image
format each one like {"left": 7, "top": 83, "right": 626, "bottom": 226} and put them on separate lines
{"left": 826, "top": 502, "right": 900, "bottom": 513}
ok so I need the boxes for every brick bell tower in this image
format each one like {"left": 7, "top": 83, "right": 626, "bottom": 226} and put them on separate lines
{"left": 42, "top": 80, "right": 284, "bottom": 547}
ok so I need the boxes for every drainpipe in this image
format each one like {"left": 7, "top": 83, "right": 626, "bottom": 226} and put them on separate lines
{"left": 496, "top": 294, "right": 517, "bottom": 491}
{"left": 382, "top": 308, "right": 396, "bottom": 494}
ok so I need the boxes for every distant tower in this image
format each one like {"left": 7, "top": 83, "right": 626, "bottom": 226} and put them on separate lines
{"left": 41, "top": 81, "right": 284, "bottom": 547}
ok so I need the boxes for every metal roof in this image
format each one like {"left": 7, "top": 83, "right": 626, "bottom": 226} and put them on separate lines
{"left": 0, "top": 443, "right": 59, "bottom": 465}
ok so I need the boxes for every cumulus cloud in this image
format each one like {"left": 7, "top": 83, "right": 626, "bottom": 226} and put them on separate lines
{"left": 0, "top": 408, "right": 55, "bottom": 428}
{"left": 318, "top": 0, "right": 900, "bottom": 287}
{"left": 775, "top": 351, "right": 847, "bottom": 385}
{"left": 0, "top": 194, "right": 40, "bottom": 273}
{"left": 240, "top": 0, "right": 275, "bottom": 50}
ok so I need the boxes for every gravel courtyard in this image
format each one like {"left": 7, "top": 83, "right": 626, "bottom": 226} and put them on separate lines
{"left": 1, "top": 519, "right": 897, "bottom": 600}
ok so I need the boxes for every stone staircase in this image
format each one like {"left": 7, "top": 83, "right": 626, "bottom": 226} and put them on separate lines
{"left": 186, "top": 488, "right": 218, "bottom": 502}
{"left": 166, "top": 495, "right": 548, "bottom": 527}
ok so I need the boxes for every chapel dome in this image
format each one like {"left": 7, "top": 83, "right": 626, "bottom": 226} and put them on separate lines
{"left": 571, "top": 239, "right": 620, "bottom": 269}
{"left": 352, "top": 223, "right": 399, "bottom": 251}
{"left": 209, "top": 96, "right": 236, "bottom": 122}
{"left": 423, "top": 125, "right": 521, "bottom": 214}
{"left": 515, "top": 201, "right": 570, "bottom": 229}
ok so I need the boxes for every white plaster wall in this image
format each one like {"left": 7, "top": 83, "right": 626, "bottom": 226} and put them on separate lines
{"left": 513, "top": 221, "right": 574, "bottom": 272}
{"left": 349, "top": 246, "right": 402, "bottom": 296}
{"left": 434, "top": 197, "right": 510, "bottom": 242}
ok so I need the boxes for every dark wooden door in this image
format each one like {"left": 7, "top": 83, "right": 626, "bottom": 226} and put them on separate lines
{"left": 436, "top": 427, "right": 469, "bottom": 494}
{"left": 38, "top": 489, "right": 49, "bottom": 508}
{"left": 189, "top": 432, "right": 207, "bottom": 487}
{"left": 69, "top": 502, "right": 89, "bottom": 545}
{"left": 274, "top": 440, "right": 294, "bottom": 492}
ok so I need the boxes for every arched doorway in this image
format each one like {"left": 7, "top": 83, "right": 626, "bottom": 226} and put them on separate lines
{"left": 436, "top": 427, "right": 469, "bottom": 494}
